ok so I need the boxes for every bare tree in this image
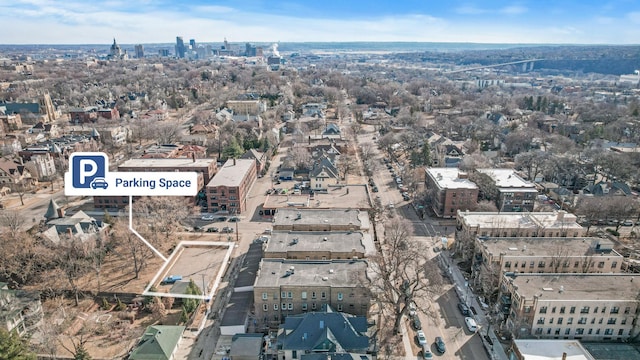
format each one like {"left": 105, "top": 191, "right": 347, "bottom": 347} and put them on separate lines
{"left": 550, "top": 244, "right": 571, "bottom": 273}
{"left": 368, "top": 218, "right": 443, "bottom": 335}
{"left": 55, "top": 236, "right": 93, "bottom": 307}
{"left": 287, "top": 146, "right": 312, "bottom": 170}
{"left": 337, "top": 151, "right": 357, "bottom": 182}
{"left": 0, "top": 210, "right": 27, "bottom": 238}
{"left": 112, "top": 219, "right": 151, "bottom": 279}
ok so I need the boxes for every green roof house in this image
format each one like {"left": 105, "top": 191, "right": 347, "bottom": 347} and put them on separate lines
{"left": 129, "top": 325, "right": 185, "bottom": 360}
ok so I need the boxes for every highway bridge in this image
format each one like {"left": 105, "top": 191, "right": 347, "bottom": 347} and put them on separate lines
{"left": 446, "top": 59, "right": 544, "bottom": 74}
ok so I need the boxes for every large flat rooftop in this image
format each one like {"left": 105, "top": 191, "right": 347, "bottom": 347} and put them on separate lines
{"left": 477, "top": 168, "right": 535, "bottom": 189}
{"left": 254, "top": 259, "right": 368, "bottom": 288}
{"left": 207, "top": 159, "right": 255, "bottom": 187}
{"left": 510, "top": 273, "right": 640, "bottom": 301}
{"left": 273, "top": 208, "right": 367, "bottom": 229}
{"left": 265, "top": 231, "right": 366, "bottom": 255}
{"left": 119, "top": 158, "right": 215, "bottom": 169}
{"left": 479, "top": 237, "right": 622, "bottom": 258}
{"left": 425, "top": 168, "right": 478, "bottom": 190}
{"left": 263, "top": 185, "right": 369, "bottom": 210}
{"left": 459, "top": 211, "right": 583, "bottom": 231}
{"left": 513, "top": 339, "right": 595, "bottom": 360}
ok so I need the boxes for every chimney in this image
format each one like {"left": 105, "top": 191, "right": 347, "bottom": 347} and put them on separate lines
{"left": 191, "top": 152, "right": 196, "bottom": 163}
{"left": 233, "top": 158, "right": 236, "bottom": 165}
{"left": 66, "top": 227, "right": 73, "bottom": 238}
{"left": 57, "top": 207, "right": 65, "bottom": 218}
{"left": 557, "top": 210, "right": 565, "bottom": 221}
{"left": 562, "top": 352, "right": 567, "bottom": 360}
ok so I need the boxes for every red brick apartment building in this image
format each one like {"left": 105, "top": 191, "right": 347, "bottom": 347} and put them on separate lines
{"left": 94, "top": 157, "right": 217, "bottom": 209}
{"left": 425, "top": 167, "right": 479, "bottom": 218}
{"left": 206, "top": 158, "right": 256, "bottom": 214}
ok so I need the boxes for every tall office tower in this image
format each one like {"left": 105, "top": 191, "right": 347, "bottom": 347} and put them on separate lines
{"left": 175, "top": 36, "right": 186, "bottom": 58}
{"left": 134, "top": 44, "right": 144, "bottom": 58}
{"left": 189, "top": 39, "right": 196, "bottom": 49}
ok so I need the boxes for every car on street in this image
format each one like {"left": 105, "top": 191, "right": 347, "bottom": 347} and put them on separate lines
{"left": 207, "top": 227, "right": 219, "bottom": 233}
{"left": 222, "top": 226, "right": 234, "bottom": 233}
{"left": 161, "top": 275, "right": 182, "bottom": 285}
{"left": 402, "top": 193, "right": 410, "bottom": 201}
{"left": 464, "top": 317, "right": 478, "bottom": 332}
{"left": 458, "top": 302, "right": 470, "bottom": 316}
{"left": 214, "top": 216, "right": 227, "bottom": 222}
{"left": 201, "top": 214, "right": 215, "bottom": 221}
{"left": 435, "top": 336, "right": 446, "bottom": 354}
{"left": 228, "top": 217, "right": 240, "bottom": 222}
{"left": 416, "top": 330, "right": 427, "bottom": 345}
{"left": 193, "top": 226, "right": 203, "bottom": 232}
{"left": 622, "top": 219, "right": 634, "bottom": 226}
{"left": 253, "top": 236, "right": 270, "bottom": 244}
{"left": 411, "top": 315, "right": 422, "bottom": 330}
{"left": 408, "top": 301, "right": 417, "bottom": 316}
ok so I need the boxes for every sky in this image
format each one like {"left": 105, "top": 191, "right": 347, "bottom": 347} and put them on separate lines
{"left": 0, "top": 0, "right": 639, "bottom": 44}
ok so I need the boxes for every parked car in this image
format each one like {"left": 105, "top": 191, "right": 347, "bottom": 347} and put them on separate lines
{"left": 411, "top": 315, "right": 422, "bottom": 330}
{"left": 421, "top": 345, "right": 433, "bottom": 359}
{"left": 464, "top": 317, "right": 478, "bottom": 332}
{"left": 214, "top": 216, "right": 227, "bottom": 222}
{"left": 222, "top": 226, "right": 234, "bottom": 233}
{"left": 435, "top": 336, "right": 446, "bottom": 354}
{"left": 201, "top": 214, "right": 214, "bottom": 221}
{"left": 402, "top": 193, "right": 410, "bottom": 201}
{"left": 458, "top": 302, "right": 470, "bottom": 316}
{"left": 622, "top": 220, "right": 634, "bottom": 226}
{"left": 207, "top": 227, "right": 219, "bottom": 233}
{"left": 161, "top": 275, "right": 182, "bottom": 285}
{"left": 193, "top": 226, "right": 203, "bottom": 232}
{"left": 253, "top": 236, "right": 269, "bottom": 244}
{"left": 372, "top": 186, "right": 379, "bottom": 192}
{"left": 228, "top": 217, "right": 240, "bottom": 222}
{"left": 408, "top": 301, "right": 417, "bottom": 316}
{"left": 416, "top": 330, "right": 427, "bottom": 345}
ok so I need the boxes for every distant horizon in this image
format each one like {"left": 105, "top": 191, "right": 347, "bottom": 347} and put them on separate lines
{"left": 1, "top": 1, "right": 639, "bottom": 45}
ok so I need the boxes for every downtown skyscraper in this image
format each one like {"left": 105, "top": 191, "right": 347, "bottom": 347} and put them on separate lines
{"left": 175, "top": 36, "right": 186, "bottom": 58}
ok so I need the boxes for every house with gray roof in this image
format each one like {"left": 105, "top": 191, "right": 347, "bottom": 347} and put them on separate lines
{"left": 275, "top": 305, "right": 371, "bottom": 360}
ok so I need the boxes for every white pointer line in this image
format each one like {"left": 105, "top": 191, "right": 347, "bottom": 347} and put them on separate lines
{"left": 128, "top": 196, "right": 168, "bottom": 262}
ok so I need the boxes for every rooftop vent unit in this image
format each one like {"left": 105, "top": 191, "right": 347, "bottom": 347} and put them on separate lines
{"left": 329, "top": 269, "right": 334, "bottom": 274}
{"left": 508, "top": 247, "right": 518, "bottom": 251}
{"left": 290, "top": 266, "right": 295, "bottom": 274}
{"left": 322, "top": 276, "right": 329, "bottom": 281}
{"left": 323, "top": 237, "right": 328, "bottom": 241}
{"left": 559, "top": 285, "right": 564, "bottom": 293}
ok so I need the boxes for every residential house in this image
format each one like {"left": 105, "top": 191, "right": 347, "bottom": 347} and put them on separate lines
{"left": 253, "top": 259, "right": 370, "bottom": 329}
{"left": 0, "top": 137, "right": 22, "bottom": 156}
{"left": 310, "top": 156, "right": 339, "bottom": 191}
{"left": 226, "top": 100, "right": 266, "bottom": 116}
{"left": 302, "top": 103, "right": 326, "bottom": 117}
{"left": 25, "top": 153, "right": 57, "bottom": 180}
{"left": 499, "top": 273, "right": 640, "bottom": 341}
{"left": 69, "top": 107, "right": 98, "bottom": 124}
{"left": 40, "top": 207, "right": 109, "bottom": 244}
{"left": 0, "top": 110, "right": 22, "bottom": 132}
{"left": 241, "top": 149, "right": 268, "bottom": 176}
{"left": 275, "top": 306, "right": 371, "bottom": 360}
{"left": 0, "top": 283, "right": 43, "bottom": 335}
{"left": 583, "top": 182, "right": 632, "bottom": 197}
{"left": 128, "top": 325, "right": 186, "bottom": 360}
{"left": 215, "top": 108, "right": 234, "bottom": 122}
{"left": 0, "top": 157, "right": 34, "bottom": 189}
{"left": 321, "top": 124, "right": 341, "bottom": 139}
{"left": 206, "top": 158, "right": 257, "bottom": 214}
{"left": 425, "top": 168, "right": 479, "bottom": 218}
{"left": 98, "top": 107, "right": 120, "bottom": 120}
{"left": 477, "top": 168, "right": 538, "bottom": 212}
{"left": 146, "top": 109, "right": 168, "bottom": 121}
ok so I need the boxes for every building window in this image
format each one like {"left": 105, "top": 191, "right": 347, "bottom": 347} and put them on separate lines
{"left": 292, "top": 350, "right": 297, "bottom": 359}
{"left": 337, "top": 304, "right": 343, "bottom": 311}
{"left": 535, "top": 328, "right": 543, "bottom": 335}
{"left": 607, "top": 318, "right": 617, "bottom": 325}
{"left": 282, "top": 303, "right": 286, "bottom": 310}
{"left": 529, "top": 261, "right": 535, "bottom": 268}
{"left": 288, "top": 303, "right": 293, "bottom": 310}
{"left": 557, "top": 317, "right": 563, "bottom": 324}
{"left": 540, "top": 306, "right": 548, "bottom": 314}
{"left": 594, "top": 307, "right": 598, "bottom": 313}
{"left": 538, "top": 261, "right": 546, "bottom": 268}
{"left": 612, "top": 261, "right": 618, "bottom": 269}
{"left": 274, "top": 304, "right": 278, "bottom": 310}
{"left": 567, "top": 317, "right": 573, "bottom": 325}
{"left": 560, "top": 307, "right": 566, "bottom": 314}
{"left": 552, "top": 307, "right": 557, "bottom": 313}
{"left": 611, "top": 306, "right": 619, "bottom": 314}
{"left": 288, "top": 291, "right": 293, "bottom": 298}
{"left": 263, "top": 304, "right": 268, "bottom": 311}
{"left": 618, "top": 329, "right": 625, "bottom": 336}
{"left": 312, "top": 303, "right": 317, "bottom": 310}
{"left": 524, "top": 306, "right": 532, "bottom": 313}
{"left": 537, "top": 317, "right": 545, "bottom": 324}
{"left": 505, "top": 261, "right": 511, "bottom": 268}
{"left": 622, "top": 318, "right": 627, "bottom": 325}
{"left": 575, "top": 328, "right": 584, "bottom": 335}
{"left": 301, "top": 291, "right": 307, "bottom": 300}
{"left": 602, "top": 307, "right": 607, "bottom": 313}
{"left": 565, "top": 328, "right": 571, "bottom": 335}
{"left": 321, "top": 292, "right": 326, "bottom": 299}
{"left": 281, "top": 291, "right": 286, "bottom": 299}
{"left": 312, "top": 292, "right": 316, "bottom": 299}
{"left": 578, "top": 317, "right": 587, "bottom": 325}
{"left": 555, "top": 328, "right": 561, "bottom": 335}
{"left": 338, "top": 293, "right": 343, "bottom": 301}
{"left": 262, "top": 293, "right": 268, "bottom": 300}
{"left": 624, "top": 307, "right": 631, "bottom": 314}
{"left": 605, "top": 329, "right": 613, "bottom": 336}
{"left": 580, "top": 306, "right": 589, "bottom": 314}
{"left": 302, "top": 303, "right": 307, "bottom": 311}
{"left": 570, "top": 306, "right": 576, "bottom": 314}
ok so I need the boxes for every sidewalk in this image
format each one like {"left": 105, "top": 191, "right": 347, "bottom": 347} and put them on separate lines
{"left": 441, "top": 251, "right": 509, "bottom": 360}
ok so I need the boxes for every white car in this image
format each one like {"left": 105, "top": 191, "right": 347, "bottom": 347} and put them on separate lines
{"left": 464, "top": 317, "right": 478, "bottom": 333}
{"left": 416, "top": 330, "right": 427, "bottom": 345}
{"left": 201, "top": 214, "right": 215, "bottom": 221}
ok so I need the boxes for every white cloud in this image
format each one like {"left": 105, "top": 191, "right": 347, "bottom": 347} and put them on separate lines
{"left": 455, "top": 5, "right": 487, "bottom": 15}
{"left": 500, "top": 5, "right": 528, "bottom": 15}
{"left": 190, "top": 5, "right": 235, "bottom": 14}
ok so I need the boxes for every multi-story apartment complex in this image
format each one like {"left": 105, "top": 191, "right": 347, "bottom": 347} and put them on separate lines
{"left": 477, "top": 168, "right": 538, "bottom": 212}
{"left": 272, "top": 208, "right": 368, "bottom": 232}
{"left": 264, "top": 231, "right": 371, "bottom": 260}
{"left": 424, "top": 167, "right": 479, "bottom": 218}
{"left": 253, "top": 259, "right": 370, "bottom": 329}
{"left": 206, "top": 158, "right": 256, "bottom": 214}
{"left": 94, "top": 157, "right": 216, "bottom": 209}
{"left": 473, "top": 237, "right": 623, "bottom": 297}
{"left": 499, "top": 273, "right": 640, "bottom": 341}
{"left": 226, "top": 100, "right": 266, "bottom": 116}
{"left": 456, "top": 210, "right": 585, "bottom": 260}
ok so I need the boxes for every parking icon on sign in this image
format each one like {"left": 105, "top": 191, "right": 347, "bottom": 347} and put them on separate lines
{"left": 71, "top": 153, "right": 107, "bottom": 189}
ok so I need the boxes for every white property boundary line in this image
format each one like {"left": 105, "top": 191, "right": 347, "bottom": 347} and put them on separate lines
{"left": 128, "top": 196, "right": 234, "bottom": 300}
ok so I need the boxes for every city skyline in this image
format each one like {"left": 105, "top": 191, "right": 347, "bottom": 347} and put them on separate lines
{"left": 0, "top": 0, "right": 639, "bottom": 45}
